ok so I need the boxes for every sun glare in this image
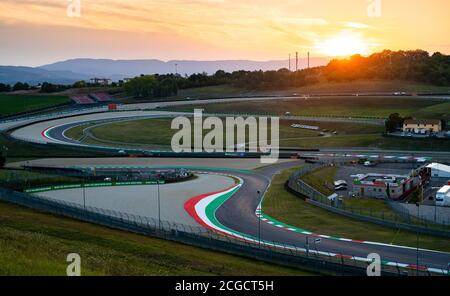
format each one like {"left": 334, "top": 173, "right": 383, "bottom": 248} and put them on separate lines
{"left": 315, "top": 32, "right": 369, "bottom": 57}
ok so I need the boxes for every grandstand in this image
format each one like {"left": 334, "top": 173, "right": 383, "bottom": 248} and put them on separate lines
{"left": 91, "top": 93, "right": 114, "bottom": 103}
{"left": 70, "top": 95, "right": 96, "bottom": 105}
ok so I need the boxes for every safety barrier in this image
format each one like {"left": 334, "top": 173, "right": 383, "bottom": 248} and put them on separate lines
{"left": 0, "top": 187, "right": 442, "bottom": 276}
{"left": 286, "top": 164, "right": 450, "bottom": 238}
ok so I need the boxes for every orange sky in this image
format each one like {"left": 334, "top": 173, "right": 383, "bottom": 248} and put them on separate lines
{"left": 0, "top": 0, "right": 449, "bottom": 66}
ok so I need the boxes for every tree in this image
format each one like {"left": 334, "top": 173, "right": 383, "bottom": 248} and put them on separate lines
{"left": 40, "top": 82, "right": 58, "bottom": 93}
{"left": 13, "top": 82, "right": 29, "bottom": 91}
{"left": 123, "top": 75, "right": 158, "bottom": 98}
{"left": 385, "top": 113, "right": 406, "bottom": 133}
{"left": 0, "top": 83, "right": 11, "bottom": 92}
{"left": 73, "top": 80, "right": 86, "bottom": 88}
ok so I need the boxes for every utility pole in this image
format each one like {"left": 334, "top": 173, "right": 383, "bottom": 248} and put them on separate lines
{"left": 307, "top": 52, "right": 310, "bottom": 69}
{"left": 288, "top": 54, "right": 291, "bottom": 71}
{"left": 416, "top": 202, "right": 420, "bottom": 276}
{"left": 435, "top": 198, "right": 438, "bottom": 223}
{"left": 306, "top": 236, "right": 309, "bottom": 257}
{"left": 295, "top": 52, "right": 298, "bottom": 71}
{"left": 257, "top": 190, "right": 261, "bottom": 248}
{"left": 83, "top": 184, "right": 86, "bottom": 211}
{"left": 158, "top": 178, "right": 161, "bottom": 231}
{"left": 175, "top": 63, "right": 178, "bottom": 76}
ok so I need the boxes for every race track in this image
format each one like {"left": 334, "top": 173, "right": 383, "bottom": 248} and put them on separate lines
{"left": 2, "top": 103, "right": 450, "bottom": 274}
{"left": 35, "top": 173, "right": 235, "bottom": 227}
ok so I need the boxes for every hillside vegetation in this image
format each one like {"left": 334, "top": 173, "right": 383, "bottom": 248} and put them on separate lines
{"left": 0, "top": 94, "right": 69, "bottom": 117}
{"left": 0, "top": 200, "right": 311, "bottom": 275}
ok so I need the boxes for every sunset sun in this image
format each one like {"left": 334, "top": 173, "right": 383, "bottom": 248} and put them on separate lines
{"left": 315, "top": 32, "right": 370, "bottom": 57}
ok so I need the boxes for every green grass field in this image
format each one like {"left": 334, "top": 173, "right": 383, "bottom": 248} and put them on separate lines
{"left": 300, "top": 166, "right": 337, "bottom": 196}
{"left": 0, "top": 200, "right": 312, "bottom": 276}
{"left": 164, "top": 96, "right": 450, "bottom": 120}
{"left": 0, "top": 133, "right": 111, "bottom": 164}
{"left": 64, "top": 117, "right": 450, "bottom": 151}
{"left": 0, "top": 169, "right": 86, "bottom": 191}
{"left": 0, "top": 94, "right": 70, "bottom": 117}
{"left": 263, "top": 166, "right": 450, "bottom": 252}
{"left": 65, "top": 117, "right": 382, "bottom": 148}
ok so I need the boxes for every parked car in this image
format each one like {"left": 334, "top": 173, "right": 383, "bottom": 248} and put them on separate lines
{"left": 335, "top": 185, "right": 348, "bottom": 191}
{"left": 334, "top": 180, "right": 348, "bottom": 187}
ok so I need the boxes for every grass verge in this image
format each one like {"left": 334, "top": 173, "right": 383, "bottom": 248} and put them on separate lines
{"left": 263, "top": 166, "right": 450, "bottom": 252}
{"left": 0, "top": 94, "right": 70, "bottom": 117}
{"left": 0, "top": 200, "right": 313, "bottom": 276}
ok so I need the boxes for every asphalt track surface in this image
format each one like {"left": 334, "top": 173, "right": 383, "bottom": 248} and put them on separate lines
{"left": 8, "top": 110, "right": 450, "bottom": 162}
{"left": 36, "top": 173, "right": 235, "bottom": 227}
{"left": 213, "top": 162, "right": 450, "bottom": 271}
{"left": 3, "top": 103, "right": 450, "bottom": 271}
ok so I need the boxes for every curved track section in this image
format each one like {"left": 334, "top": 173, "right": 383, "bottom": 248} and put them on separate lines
{"left": 5, "top": 109, "right": 450, "bottom": 274}
{"left": 11, "top": 110, "right": 183, "bottom": 148}
{"left": 185, "top": 164, "right": 450, "bottom": 274}
{"left": 9, "top": 109, "right": 448, "bottom": 162}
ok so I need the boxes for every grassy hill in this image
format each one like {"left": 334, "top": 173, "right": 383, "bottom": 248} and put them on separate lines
{"left": 0, "top": 94, "right": 70, "bottom": 117}
{"left": 164, "top": 96, "right": 450, "bottom": 120}
{"left": 0, "top": 200, "right": 312, "bottom": 276}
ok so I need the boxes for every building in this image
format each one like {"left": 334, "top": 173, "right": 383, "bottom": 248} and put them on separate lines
{"left": 403, "top": 119, "right": 442, "bottom": 134}
{"left": 353, "top": 173, "right": 419, "bottom": 200}
{"left": 426, "top": 163, "right": 450, "bottom": 178}
{"left": 89, "top": 78, "right": 112, "bottom": 86}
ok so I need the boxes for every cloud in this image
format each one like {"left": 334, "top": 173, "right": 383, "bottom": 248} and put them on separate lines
{"left": 343, "top": 22, "right": 372, "bottom": 29}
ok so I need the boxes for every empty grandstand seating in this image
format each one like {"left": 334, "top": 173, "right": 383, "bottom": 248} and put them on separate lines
{"left": 70, "top": 95, "right": 96, "bottom": 105}
{"left": 91, "top": 92, "right": 114, "bottom": 102}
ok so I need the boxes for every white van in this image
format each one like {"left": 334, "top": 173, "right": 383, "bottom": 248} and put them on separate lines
{"left": 436, "top": 185, "right": 450, "bottom": 207}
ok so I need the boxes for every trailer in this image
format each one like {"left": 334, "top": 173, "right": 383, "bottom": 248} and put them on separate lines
{"left": 436, "top": 185, "right": 450, "bottom": 207}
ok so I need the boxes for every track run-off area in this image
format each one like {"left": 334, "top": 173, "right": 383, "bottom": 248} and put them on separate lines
{"left": 1, "top": 97, "right": 450, "bottom": 274}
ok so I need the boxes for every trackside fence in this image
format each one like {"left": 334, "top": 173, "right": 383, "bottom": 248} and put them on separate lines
{"left": 0, "top": 187, "right": 442, "bottom": 276}
{"left": 286, "top": 164, "right": 450, "bottom": 238}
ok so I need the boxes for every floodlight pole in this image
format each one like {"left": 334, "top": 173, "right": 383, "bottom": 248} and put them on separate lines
{"left": 306, "top": 236, "right": 310, "bottom": 257}
{"left": 158, "top": 178, "right": 161, "bottom": 231}
{"left": 83, "top": 183, "right": 86, "bottom": 211}
{"left": 257, "top": 190, "right": 261, "bottom": 248}
{"left": 416, "top": 202, "right": 420, "bottom": 276}
{"left": 435, "top": 200, "right": 437, "bottom": 223}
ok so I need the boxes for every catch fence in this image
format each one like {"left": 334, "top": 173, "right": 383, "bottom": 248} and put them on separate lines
{"left": 0, "top": 187, "right": 444, "bottom": 276}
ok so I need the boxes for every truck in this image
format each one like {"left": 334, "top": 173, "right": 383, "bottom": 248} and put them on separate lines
{"left": 436, "top": 185, "right": 450, "bottom": 207}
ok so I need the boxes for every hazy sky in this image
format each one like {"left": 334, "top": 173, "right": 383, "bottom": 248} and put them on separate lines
{"left": 0, "top": 0, "right": 449, "bottom": 66}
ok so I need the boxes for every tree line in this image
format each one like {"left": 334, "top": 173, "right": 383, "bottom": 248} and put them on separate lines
{"left": 174, "top": 50, "right": 450, "bottom": 90}
{"left": 123, "top": 75, "right": 179, "bottom": 98}
{"left": 2, "top": 50, "right": 449, "bottom": 99}
{"left": 324, "top": 50, "right": 450, "bottom": 86}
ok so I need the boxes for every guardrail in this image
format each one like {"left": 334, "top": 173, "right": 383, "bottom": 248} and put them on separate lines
{"left": 287, "top": 164, "right": 450, "bottom": 238}
{"left": 0, "top": 187, "right": 440, "bottom": 276}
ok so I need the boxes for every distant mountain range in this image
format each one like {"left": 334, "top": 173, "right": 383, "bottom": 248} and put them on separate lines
{"left": 0, "top": 66, "right": 88, "bottom": 85}
{"left": 0, "top": 57, "right": 329, "bottom": 85}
